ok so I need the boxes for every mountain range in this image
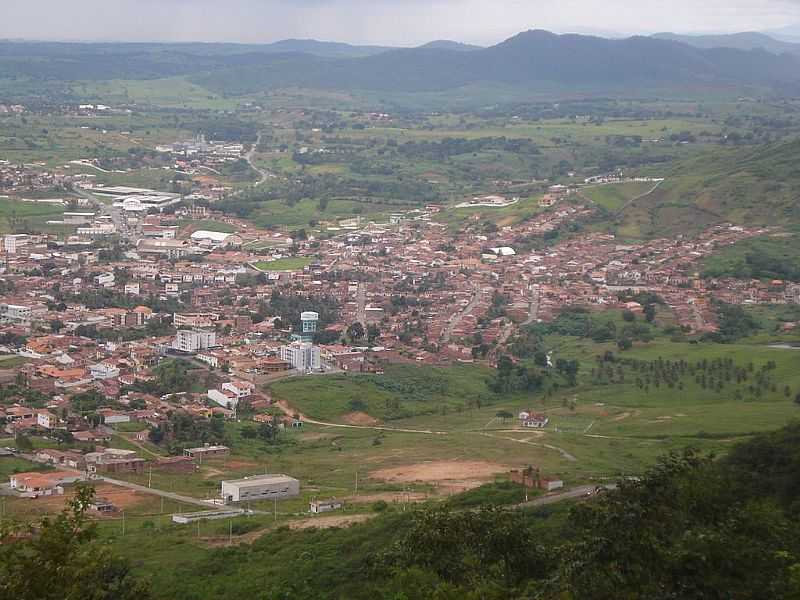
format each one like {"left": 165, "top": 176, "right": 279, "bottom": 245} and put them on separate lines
{"left": 653, "top": 31, "right": 800, "bottom": 57}
{"left": 1, "top": 29, "right": 800, "bottom": 97}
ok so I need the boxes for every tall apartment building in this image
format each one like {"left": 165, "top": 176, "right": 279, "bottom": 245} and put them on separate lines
{"left": 3, "top": 234, "right": 29, "bottom": 254}
{"left": 279, "top": 341, "right": 321, "bottom": 372}
{"left": 172, "top": 330, "right": 217, "bottom": 353}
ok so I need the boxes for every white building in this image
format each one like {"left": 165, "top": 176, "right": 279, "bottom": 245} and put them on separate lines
{"left": 0, "top": 303, "right": 33, "bottom": 326}
{"left": 279, "top": 341, "right": 321, "bottom": 372}
{"left": 36, "top": 410, "right": 59, "bottom": 430}
{"left": 310, "top": 499, "right": 344, "bottom": 513}
{"left": 94, "top": 272, "right": 115, "bottom": 287}
{"left": 89, "top": 362, "right": 121, "bottom": 380}
{"left": 221, "top": 474, "right": 300, "bottom": 503}
{"left": 173, "top": 330, "right": 217, "bottom": 353}
{"left": 208, "top": 381, "right": 254, "bottom": 410}
{"left": 4, "top": 234, "right": 29, "bottom": 254}
{"left": 190, "top": 230, "right": 233, "bottom": 247}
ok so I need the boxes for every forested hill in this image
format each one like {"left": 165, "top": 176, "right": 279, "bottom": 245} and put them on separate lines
{"left": 2, "top": 29, "right": 800, "bottom": 95}
{"left": 653, "top": 31, "right": 800, "bottom": 56}
{"left": 192, "top": 30, "right": 800, "bottom": 94}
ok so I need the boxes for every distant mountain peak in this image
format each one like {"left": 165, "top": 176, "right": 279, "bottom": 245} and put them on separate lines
{"left": 417, "top": 40, "right": 482, "bottom": 51}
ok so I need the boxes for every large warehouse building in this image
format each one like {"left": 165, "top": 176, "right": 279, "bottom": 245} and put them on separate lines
{"left": 221, "top": 474, "right": 300, "bottom": 503}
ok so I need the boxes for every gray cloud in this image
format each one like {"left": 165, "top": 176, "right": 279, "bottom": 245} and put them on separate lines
{"left": 2, "top": 0, "right": 800, "bottom": 45}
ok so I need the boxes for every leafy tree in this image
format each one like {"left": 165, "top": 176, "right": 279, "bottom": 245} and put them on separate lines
{"left": 348, "top": 322, "right": 365, "bottom": 340}
{"left": 0, "top": 484, "right": 152, "bottom": 600}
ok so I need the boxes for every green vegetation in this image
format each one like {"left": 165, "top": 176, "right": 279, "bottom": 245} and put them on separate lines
{"left": 0, "top": 457, "right": 51, "bottom": 479}
{"left": 581, "top": 180, "right": 656, "bottom": 211}
{"left": 702, "top": 232, "right": 800, "bottom": 280}
{"left": 446, "top": 480, "right": 535, "bottom": 508}
{"left": 619, "top": 139, "right": 800, "bottom": 237}
{"left": 1, "top": 484, "right": 151, "bottom": 600}
{"left": 271, "top": 363, "right": 496, "bottom": 422}
{"left": 253, "top": 257, "right": 313, "bottom": 272}
{"left": 177, "top": 219, "right": 237, "bottom": 234}
{"left": 7, "top": 425, "right": 798, "bottom": 600}
{"left": 0, "top": 198, "right": 68, "bottom": 235}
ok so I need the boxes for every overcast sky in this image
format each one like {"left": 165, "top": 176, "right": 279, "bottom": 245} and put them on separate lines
{"left": 3, "top": 0, "right": 800, "bottom": 45}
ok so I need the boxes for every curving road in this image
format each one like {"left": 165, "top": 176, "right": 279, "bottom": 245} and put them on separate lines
{"left": 244, "top": 132, "right": 270, "bottom": 185}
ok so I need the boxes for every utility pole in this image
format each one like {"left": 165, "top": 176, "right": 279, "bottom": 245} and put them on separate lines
{"left": 148, "top": 464, "right": 152, "bottom": 488}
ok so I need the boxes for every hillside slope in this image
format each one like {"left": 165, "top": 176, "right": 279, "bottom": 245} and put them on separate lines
{"left": 194, "top": 30, "right": 800, "bottom": 94}
{"left": 653, "top": 31, "right": 800, "bottom": 56}
{"left": 617, "top": 139, "right": 800, "bottom": 238}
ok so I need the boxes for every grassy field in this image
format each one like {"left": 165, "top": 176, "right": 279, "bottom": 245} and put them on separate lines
{"left": 435, "top": 195, "right": 547, "bottom": 230}
{"left": 701, "top": 232, "right": 800, "bottom": 280}
{"left": 71, "top": 77, "right": 246, "bottom": 110}
{"left": 580, "top": 181, "right": 656, "bottom": 211}
{"left": 271, "top": 363, "right": 495, "bottom": 422}
{"left": 0, "top": 198, "right": 68, "bottom": 234}
{"left": 252, "top": 257, "right": 313, "bottom": 271}
{"left": 177, "top": 219, "right": 238, "bottom": 234}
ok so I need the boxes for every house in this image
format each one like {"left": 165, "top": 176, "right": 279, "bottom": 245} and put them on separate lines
{"left": 98, "top": 409, "right": 130, "bottom": 425}
{"left": 310, "top": 499, "right": 344, "bottom": 514}
{"left": 510, "top": 465, "right": 564, "bottom": 492}
{"left": 72, "top": 429, "right": 112, "bottom": 443}
{"left": 10, "top": 471, "right": 83, "bottom": 497}
{"left": 86, "top": 451, "right": 146, "bottom": 474}
{"left": 518, "top": 411, "right": 549, "bottom": 428}
{"left": 34, "top": 449, "right": 85, "bottom": 470}
{"left": 184, "top": 445, "right": 230, "bottom": 460}
{"left": 89, "top": 498, "right": 117, "bottom": 513}
{"left": 36, "top": 410, "right": 59, "bottom": 430}
{"left": 154, "top": 456, "right": 196, "bottom": 473}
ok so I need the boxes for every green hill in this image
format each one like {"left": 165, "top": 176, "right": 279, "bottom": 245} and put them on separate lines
{"left": 617, "top": 139, "right": 800, "bottom": 238}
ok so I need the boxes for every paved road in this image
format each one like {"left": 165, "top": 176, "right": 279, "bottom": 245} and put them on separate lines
{"left": 442, "top": 287, "right": 483, "bottom": 344}
{"left": 356, "top": 283, "right": 367, "bottom": 324}
{"left": 513, "top": 483, "right": 617, "bottom": 509}
{"left": 521, "top": 286, "right": 541, "bottom": 326}
{"left": 244, "top": 133, "right": 270, "bottom": 185}
{"left": 98, "top": 476, "right": 221, "bottom": 509}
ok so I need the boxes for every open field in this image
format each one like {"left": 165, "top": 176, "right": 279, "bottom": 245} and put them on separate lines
{"left": 0, "top": 198, "right": 69, "bottom": 234}
{"left": 580, "top": 181, "right": 656, "bottom": 211}
{"left": 177, "top": 219, "right": 238, "bottom": 234}
{"left": 701, "top": 231, "right": 800, "bottom": 280}
{"left": 253, "top": 257, "right": 313, "bottom": 271}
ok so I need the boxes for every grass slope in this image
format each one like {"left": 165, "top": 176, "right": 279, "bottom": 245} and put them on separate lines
{"left": 618, "top": 139, "right": 800, "bottom": 237}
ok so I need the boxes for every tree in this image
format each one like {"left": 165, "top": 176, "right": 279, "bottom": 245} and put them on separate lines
{"left": 496, "top": 410, "right": 514, "bottom": 423}
{"left": 644, "top": 303, "right": 657, "bottom": 323}
{"left": 49, "top": 319, "right": 64, "bottom": 334}
{"left": 0, "top": 484, "right": 152, "bottom": 600}
{"left": 51, "top": 429, "right": 74, "bottom": 445}
{"left": 367, "top": 323, "right": 381, "bottom": 345}
{"left": 348, "top": 322, "right": 365, "bottom": 340}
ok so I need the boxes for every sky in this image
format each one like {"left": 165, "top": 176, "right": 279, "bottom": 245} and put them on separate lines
{"left": 3, "top": 0, "right": 800, "bottom": 45}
